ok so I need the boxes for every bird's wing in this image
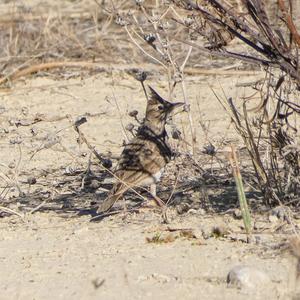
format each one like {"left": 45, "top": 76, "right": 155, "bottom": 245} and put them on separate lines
{"left": 97, "top": 138, "right": 167, "bottom": 214}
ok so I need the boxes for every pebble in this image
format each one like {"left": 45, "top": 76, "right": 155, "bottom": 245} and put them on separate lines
{"left": 212, "top": 225, "right": 229, "bottom": 237}
{"left": 233, "top": 208, "right": 242, "bottom": 219}
{"left": 176, "top": 203, "right": 191, "bottom": 215}
{"left": 227, "top": 265, "right": 271, "bottom": 290}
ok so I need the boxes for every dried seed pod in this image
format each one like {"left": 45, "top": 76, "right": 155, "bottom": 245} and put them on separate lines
{"left": 75, "top": 116, "right": 87, "bottom": 127}
{"left": 174, "top": 72, "right": 183, "bottom": 83}
{"left": 128, "top": 110, "right": 138, "bottom": 117}
{"left": 135, "top": 71, "right": 147, "bottom": 82}
{"left": 101, "top": 158, "right": 112, "bottom": 169}
{"left": 125, "top": 123, "right": 135, "bottom": 132}
{"left": 144, "top": 33, "right": 156, "bottom": 44}
{"left": 202, "top": 144, "right": 216, "bottom": 156}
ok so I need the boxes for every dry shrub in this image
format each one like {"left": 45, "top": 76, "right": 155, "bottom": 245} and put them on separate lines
{"left": 107, "top": 0, "right": 300, "bottom": 207}
{"left": 163, "top": 0, "right": 300, "bottom": 206}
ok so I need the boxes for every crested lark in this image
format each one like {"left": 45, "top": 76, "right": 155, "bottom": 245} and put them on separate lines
{"left": 97, "top": 86, "right": 184, "bottom": 213}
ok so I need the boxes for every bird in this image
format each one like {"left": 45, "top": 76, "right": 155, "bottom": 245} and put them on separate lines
{"left": 97, "top": 86, "right": 184, "bottom": 214}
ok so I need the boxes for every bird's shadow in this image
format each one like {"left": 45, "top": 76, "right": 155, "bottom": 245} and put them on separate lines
{"left": 7, "top": 162, "right": 263, "bottom": 220}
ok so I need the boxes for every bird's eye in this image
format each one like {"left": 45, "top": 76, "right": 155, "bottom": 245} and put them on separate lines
{"left": 158, "top": 105, "right": 164, "bottom": 110}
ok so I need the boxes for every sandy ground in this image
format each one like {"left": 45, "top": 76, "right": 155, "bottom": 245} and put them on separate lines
{"left": 0, "top": 71, "right": 299, "bottom": 300}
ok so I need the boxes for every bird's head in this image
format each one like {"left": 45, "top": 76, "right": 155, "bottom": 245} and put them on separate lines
{"left": 144, "top": 86, "right": 184, "bottom": 134}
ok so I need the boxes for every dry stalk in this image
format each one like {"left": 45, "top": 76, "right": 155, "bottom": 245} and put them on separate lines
{"left": 0, "top": 205, "right": 24, "bottom": 219}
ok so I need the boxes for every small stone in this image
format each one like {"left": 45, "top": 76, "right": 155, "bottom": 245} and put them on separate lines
{"left": 8, "top": 162, "right": 16, "bottom": 169}
{"left": 183, "top": 104, "right": 190, "bottom": 112}
{"left": 74, "top": 116, "right": 87, "bottom": 127}
{"left": 233, "top": 208, "right": 242, "bottom": 219}
{"left": 201, "top": 227, "right": 212, "bottom": 239}
{"left": 212, "top": 225, "right": 229, "bottom": 237}
{"left": 254, "top": 235, "right": 262, "bottom": 245}
{"left": 171, "top": 128, "right": 181, "bottom": 140}
{"left": 135, "top": 0, "right": 144, "bottom": 5}
{"left": 187, "top": 208, "right": 198, "bottom": 215}
{"left": 227, "top": 265, "right": 271, "bottom": 290}
{"left": 176, "top": 203, "right": 191, "bottom": 215}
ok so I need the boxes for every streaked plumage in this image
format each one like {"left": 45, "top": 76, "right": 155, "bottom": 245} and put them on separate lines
{"left": 97, "top": 86, "right": 183, "bottom": 213}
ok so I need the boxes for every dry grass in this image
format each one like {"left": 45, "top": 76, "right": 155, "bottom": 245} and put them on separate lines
{"left": 0, "top": 0, "right": 299, "bottom": 217}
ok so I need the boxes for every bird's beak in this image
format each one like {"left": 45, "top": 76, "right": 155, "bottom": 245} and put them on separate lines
{"left": 170, "top": 102, "right": 185, "bottom": 111}
{"left": 166, "top": 102, "right": 185, "bottom": 124}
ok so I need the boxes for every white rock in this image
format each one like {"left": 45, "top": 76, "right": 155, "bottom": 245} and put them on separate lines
{"left": 227, "top": 265, "right": 271, "bottom": 290}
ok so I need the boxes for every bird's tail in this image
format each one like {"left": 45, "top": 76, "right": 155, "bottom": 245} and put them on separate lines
{"left": 96, "top": 183, "right": 124, "bottom": 213}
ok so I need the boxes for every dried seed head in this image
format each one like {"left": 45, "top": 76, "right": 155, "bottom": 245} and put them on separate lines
{"left": 22, "top": 106, "right": 29, "bottom": 116}
{"left": 115, "top": 14, "right": 129, "bottom": 27}
{"left": 202, "top": 144, "right": 216, "bottom": 156}
{"left": 125, "top": 123, "right": 135, "bottom": 132}
{"left": 162, "top": 53, "right": 171, "bottom": 63}
{"left": 101, "top": 158, "right": 112, "bottom": 169}
{"left": 135, "top": 0, "right": 144, "bottom": 5}
{"left": 135, "top": 71, "right": 147, "bottom": 82}
{"left": 128, "top": 110, "right": 138, "bottom": 117}
{"left": 174, "top": 72, "right": 183, "bottom": 83}
{"left": 144, "top": 33, "right": 156, "bottom": 44}
{"left": 75, "top": 116, "right": 87, "bottom": 127}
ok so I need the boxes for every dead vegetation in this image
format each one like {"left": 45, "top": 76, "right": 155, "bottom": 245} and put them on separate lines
{"left": 0, "top": 0, "right": 298, "bottom": 221}
{"left": 0, "top": 1, "right": 300, "bottom": 299}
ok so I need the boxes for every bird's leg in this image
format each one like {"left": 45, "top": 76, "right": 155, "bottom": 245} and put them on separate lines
{"left": 149, "top": 183, "right": 165, "bottom": 207}
{"left": 121, "top": 196, "right": 129, "bottom": 220}
{"left": 122, "top": 196, "right": 127, "bottom": 212}
{"left": 150, "top": 183, "right": 157, "bottom": 197}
